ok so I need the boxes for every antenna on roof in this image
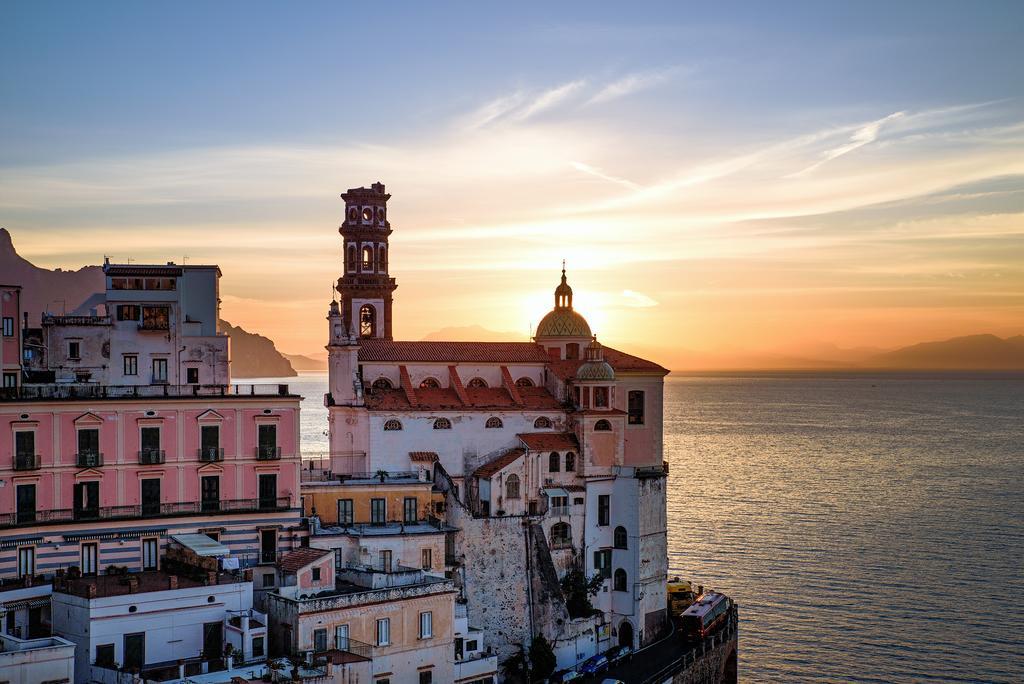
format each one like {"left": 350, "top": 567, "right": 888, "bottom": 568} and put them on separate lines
{"left": 182, "top": 254, "right": 189, "bottom": 264}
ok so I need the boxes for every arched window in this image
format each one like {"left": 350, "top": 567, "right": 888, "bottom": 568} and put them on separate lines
{"left": 372, "top": 377, "right": 393, "bottom": 391}
{"left": 534, "top": 417, "right": 552, "bottom": 429}
{"left": 550, "top": 522, "right": 571, "bottom": 548}
{"left": 359, "top": 305, "right": 376, "bottom": 338}
{"left": 614, "top": 526, "right": 627, "bottom": 549}
{"left": 594, "top": 386, "right": 609, "bottom": 408}
{"left": 420, "top": 377, "right": 441, "bottom": 389}
{"left": 614, "top": 568, "right": 628, "bottom": 592}
{"left": 548, "top": 452, "right": 560, "bottom": 473}
{"left": 505, "top": 474, "right": 520, "bottom": 500}
{"left": 376, "top": 207, "right": 386, "bottom": 223}
{"left": 433, "top": 418, "right": 452, "bottom": 430}
{"left": 485, "top": 417, "right": 503, "bottom": 429}
{"left": 361, "top": 245, "right": 374, "bottom": 270}
{"left": 348, "top": 207, "right": 358, "bottom": 223}
{"left": 467, "top": 377, "right": 488, "bottom": 388}
{"left": 565, "top": 452, "right": 576, "bottom": 472}
{"left": 378, "top": 245, "right": 387, "bottom": 272}
{"left": 346, "top": 244, "right": 356, "bottom": 272}
{"left": 515, "top": 377, "right": 534, "bottom": 387}
{"left": 383, "top": 419, "right": 403, "bottom": 431}
{"left": 594, "top": 419, "right": 612, "bottom": 431}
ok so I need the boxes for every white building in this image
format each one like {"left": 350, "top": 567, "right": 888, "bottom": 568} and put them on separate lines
{"left": 0, "top": 631, "right": 75, "bottom": 684}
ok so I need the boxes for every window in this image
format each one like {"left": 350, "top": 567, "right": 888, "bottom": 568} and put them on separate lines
{"left": 549, "top": 452, "right": 560, "bottom": 472}
{"left": 515, "top": 377, "right": 534, "bottom": 387}
{"left": 550, "top": 522, "right": 571, "bottom": 548}
{"left": 74, "top": 481, "right": 99, "bottom": 519}
{"left": 421, "top": 548, "right": 432, "bottom": 570}
{"left": 598, "top": 495, "right": 610, "bottom": 526}
{"left": 361, "top": 245, "right": 374, "bottom": 270}
{"left": 383, "top": 419, "right": 402, "bottom": 431}
{"left": 378, "top": 245, "right": 387, "bottom": 271}
{"left": 419, "top": 377, "right": 440, "bottom": 389}
{"left": 594, "top": 386, "right": 609, "bottom": 408}
{"left": 376, "top": 618, "right": 391, "bottom": 646}
{"left": 312, "top": 566, "right": 321, "bottom": 581}
{"left": 200, "top": 424, "right": 220, "bottom": 460}
{"left": 574, "top": 497, "right": 584, "bottom": 505}
{"left": 338, "top": 499, "right": 354, "bottom": 525}
{"left": 565, "top": 452, "right": 576, "bottom": 472}
{"left": 373, "top": 378, "right": 393, "bottom": 391}
{"left": 628, "top": 390, "right": 645, "bottom": 424}
{"left": 116, "top": 304, "right": 140, "bottom": 321}
{"left": 151, "top": 357, "right": 168, "bottom": 383}
{"left": 186, "top": 367, "right": 199, "bottom": 384}
{"left": 566, "top": 343, "right": 580, "bottom": 359}
{"left": 68, "top": 341, "right": 81, "bottom": 360}
{"left": 534, "top": 417, "right": 552, "bottom": 429}
{"left": 404, "top": 497, "right": 418, "bottom": 523}
{"left": 123, "top": 633, "right": 145, "bottom": 672}
{"left": 614, "top": 526, "right": 628, "bottom": 549}
{"left": 123, "top": 354, "right": 138, "bottom": 376}
{"left": 371, "top": 498, "right": 386, "bottom": 524}
{"left": 419, "top": 610, "right": 433, "bottom": 639}
{"left": 258, "top": 473, "right": 277, "bottom": 509}
{"left": 140, "top": 426, "right": 161, "bottom": 463}
{"left": 419, "top": 671, "right": 433, "bottom": 684}
{"left": 485, "top": 416, "right": 503, "bottom": 429}
{"left": 260, "top": 528, "right": 277, "bottom": 564}
{"left": 141, "top": 478, "right": 161, "bottom": 516}
{"left": 433, "top": 417, "right": 451, "bottom": 430}
{"left": 262, "top": 573, "right": 275, "bottom": 588}
{"left": 15, "top": 431, "right": 35, "bottom": 469}
{"left": 201, "top": 476, "right": 220, "bottom": 511}
{"left": 467, "top": 377, "right": 487, "bottom": 388}
{"left": 1, "top": 317, "right": 13, "bottom": 336}
{"left": 594, "top": 419, "right": 612, "bottom": 431}
{"left": 81, "top": 543, "right": 98, "bottom": 576}
{"left": 593, "top": 549, "right": 612, "bottom": 579}
{"left": 96, "top": 643, "right": 115, "bottom": 667}
{"left": 252, "top": 636, "right": 265, "bottom": 658}
{"left": 2, "top": 372, "right": 16, "bottom": 388}
{"left": 141, "top": 305, "right": 170, "bottom": 330}
{"left": 142, "top": 538, "right": 159, "bottom": 570}
{"left": 359, "top": 304, "right": 376, "bottom": 337}
{"left": 505, "top": 474, "right": 521, "bottom": 500}
{"left": 16, "top": 484, "right": 36, "bottom": 524}
{"left": 314, "top": 628, "right": 328, "bottom": 652}
{"left": 346, "top": 244, "right": 356, "bottom": 271}
{"left": 379, "top": 549, "right": 393, "bottom": 572}
{"left": 614, "top": 568, "right": 628, "bottom": 592}
{"left": 335, "top": 625, "right": 349, "bottom": 650}
{"left": 257, "top": 423, "right": 278, "bottom": 458}
{"left": 17, "top": 546, "right": 34, "bottom": 578}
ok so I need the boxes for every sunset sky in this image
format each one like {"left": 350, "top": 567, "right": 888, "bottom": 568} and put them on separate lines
{"left": 2, "top": 3, "right": 1023, "bottom": 367}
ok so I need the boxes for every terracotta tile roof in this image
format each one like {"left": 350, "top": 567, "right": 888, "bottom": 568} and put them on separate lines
{"left": 473, "top": 448, "right": 525, "bottom": 478}
{"left": 409, "top": 451, "right": 439, "bottom": 463}
{"left": 364, "top": 386, "right": 562, "bottom": 412}
{"left": 359, "top": 339, "right": 551, "bottom": 363}
{"left": 501, "top": 366, "right": 524, "bottom": 405}
{"left": 278, "top": 547, "right": 332, "bottom": 573}
{"left": 518, "top": 432, "right": 579, "bottom": 451}
{"left": 549, "top": 346, "right": 669, "bottom": 379}
{"left": 563, "top": 484, "right": 585, "bottom": 492}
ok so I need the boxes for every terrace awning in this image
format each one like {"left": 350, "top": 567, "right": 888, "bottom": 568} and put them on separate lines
{"left": 171, "top": 533, "right": 230, "bottom": 557}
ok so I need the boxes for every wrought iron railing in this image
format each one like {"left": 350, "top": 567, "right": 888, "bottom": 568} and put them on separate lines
{"left": 76, "top": 452, "right": 104, "bottom": 468}
{"left": 138, "top": 449, "right": 166, "bottom": 465}
{"left": 1, "top": 382, "right": 293, "bottom": 401}
{"left": 198, "top": 447, "right": 225, "bottom": 462}
{"left": 0, "top": 496, "right": 291, "bottom": 529}
{"left": 256, "top": 446, "right": 282, "bottom": 460}
{"left": 13, "top": 454, "right": 41, "bottom": 471}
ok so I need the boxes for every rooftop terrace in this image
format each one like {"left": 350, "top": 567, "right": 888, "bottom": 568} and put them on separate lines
{"left": 53, "top": 568, "right": 247, "bottom": 599}
{"left": 0, "top": 382, "right": 297, "bottom": 402}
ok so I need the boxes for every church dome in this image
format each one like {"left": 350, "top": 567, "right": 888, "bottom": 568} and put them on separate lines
{"left": 576, "top": 336, "right": 615, "bottom": 381}
{"left": 535, "top": 266, "right": 592, "bottom": 339}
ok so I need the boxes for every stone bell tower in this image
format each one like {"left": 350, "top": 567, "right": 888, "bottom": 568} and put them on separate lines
{"left": 336, "top": 182, "right": 397, "bottom": 340}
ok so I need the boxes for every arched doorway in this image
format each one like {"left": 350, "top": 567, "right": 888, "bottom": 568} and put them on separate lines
{"left": 618, "top": 620, "right": 634, "bottom": 648}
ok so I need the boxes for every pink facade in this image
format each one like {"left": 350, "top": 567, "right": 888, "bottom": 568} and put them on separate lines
{"left": 0, "top": 286, "right": 21, "bottom": 389}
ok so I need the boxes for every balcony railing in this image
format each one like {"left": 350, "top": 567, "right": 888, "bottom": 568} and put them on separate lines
{"left": 198, "top": 447, "right": 225, "bottom": 462}
{"left": 256, "top": 446, "right": 282, "bottom": 460}
{"left": 549, "top": 505, "right": 571, "bottom": 517}
{"left": 138, "top": 449, "right": 166, "bottom": 465}
{"left": 1, "top": 382, "right": 294, "bottom": 402}
{"left": 76, "top": 452, "right": 104, "bottom": 468}
{"left": 13, "top": 454, "right": 41, "bottom": 471}
{"left": 0, "top": 496, "right": 291, "bottom": 530}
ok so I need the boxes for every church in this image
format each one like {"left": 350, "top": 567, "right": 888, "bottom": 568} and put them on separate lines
{"left": 312, "top": 182, "right": 670, "bottom": 672}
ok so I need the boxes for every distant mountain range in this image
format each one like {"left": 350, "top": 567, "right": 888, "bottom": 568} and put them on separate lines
{"left": 0, "top": 227, "right": 296, "bottom": 378}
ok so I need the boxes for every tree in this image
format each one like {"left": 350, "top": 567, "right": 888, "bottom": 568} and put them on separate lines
{"left": 528, "top": 635, "right": 556, "bottom": 682}
{"left": 560, "top": 567, "right": 603, "bottom": 618}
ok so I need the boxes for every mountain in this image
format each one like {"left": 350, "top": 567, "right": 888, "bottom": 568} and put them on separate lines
{"left": 0, "top": 227, "right": 295, "bottom": 378}
{"left": 282, "top": 352, "right": 327, "bottom": 371}
{"left": 866, "top": 334, "right": 1024, "bottom": 370}
{"left": 422, "top": 324, "right": 526, "bottom": 342}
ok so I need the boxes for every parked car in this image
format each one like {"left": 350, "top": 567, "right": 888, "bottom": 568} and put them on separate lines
{"left": 550, "top": 668, "right": 582, "bottom": 682}
{"left": 605, "top": 644, "right": 633, "bottom": 666}
{"left": 579, "top": 653, "right": 609, "bottom": 676}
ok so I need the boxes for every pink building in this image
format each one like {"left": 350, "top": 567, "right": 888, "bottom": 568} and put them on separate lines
{"left": 0, "top": 285, "right": 21, "bottom": 392}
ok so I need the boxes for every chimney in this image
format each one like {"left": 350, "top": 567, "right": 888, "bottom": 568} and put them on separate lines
{"left": 206, "top": 571, "right": 217, "bottom": 585}
{"left": 86, "top": 585, "right": 97, "bottom": 599}
{"left": 168, "top": 575, "right": 178, "bottom": 590}
{"left": 127, "top": 575, "right": 140, "bottom": 593}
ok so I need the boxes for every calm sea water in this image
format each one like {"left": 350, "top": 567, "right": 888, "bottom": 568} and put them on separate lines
{"left": 272, "top": 371, "right": 1024, "bottom": 682}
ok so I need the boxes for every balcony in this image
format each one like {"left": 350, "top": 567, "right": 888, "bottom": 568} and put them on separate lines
{"left": 549, "top": 505, "right": 571, "bottom": 517}
{"left": 198, "top": 447, "right": 225, "bottom": 462}
{"left": 0, "top": 496, "right": 291, "bottom": 529}
{"left": 138, "top": 449, "right": 166, "bottom": 465}
{"left": 1, "top": 382, "right": 296, "bottom": 402}
{"left": 76, "top": 452, "right": 104, "bottom": 468}
{"left": 256, "top": 446, "right": 282, "bottom": 460}
{"left": 12, "top": 454, "right": 41, "bottom": 471}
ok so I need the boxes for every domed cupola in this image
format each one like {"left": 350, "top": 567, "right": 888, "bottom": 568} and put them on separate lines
{"left": 535, "top": 266, "right": 592, "bottom": 340}
{"left": 576, "top": 336, "right": 615, "bottom": 382}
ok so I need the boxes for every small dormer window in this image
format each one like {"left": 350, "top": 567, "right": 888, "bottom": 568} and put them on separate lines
{"left": 420, "top": 377, "right": 441, "bottom": 389}
{"left": 383, "top": 419, "right": 403, "bottom": 431}
{"left": 433, "top": 418, "right": 452, "bottom": 430}
{"left": 594, "top": 419, "right": 612, "bottom": 431}
{"left": 467, "top": 377, "right": 487, "bottom": 388}
{"left": 534, "top": 417, "right": 552, "bottom": 429}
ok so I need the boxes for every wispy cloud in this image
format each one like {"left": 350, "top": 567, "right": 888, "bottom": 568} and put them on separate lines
{"left": 621, "top": 290, "right": 659, "bottom": 307}
{"left": 586, "top": 67, "right": 681, "bottom": 105}
{"left": 569, "top": 161, "right": 641, "bottom": 189}
{"left": 789, "top": 111, "right": 905, "bottom": 177}
{"left": 514, "top": 80, "right": 587, "bottom": 121}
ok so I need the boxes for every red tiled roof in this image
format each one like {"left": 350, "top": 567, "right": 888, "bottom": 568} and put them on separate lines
{"left": 409, "top": 451, "right": 439, "bottom": 463}
{"left": 359, "top": 339, "right": 551, "bottom": 363}
{"left": 563, "top": 484, "right": 585, "bottom": 492}
{"left": 549, "top": 346, "right": 669, "bottom": 379}
{"left": 278, "top": 547, "right": 332, "bottom": 573}
{"left": 473, "top": 448, "right": 525, "bottom": 478}
{"left": 365, "top": 386, "right": 562, "bottom": 412}
{"left": 518, "top": 432, "right": 579, "bottom": 451}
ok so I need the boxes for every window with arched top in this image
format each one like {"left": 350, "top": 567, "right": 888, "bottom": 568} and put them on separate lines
{"left": 485, "top": 417, "right": 503, "bottom": 429}
{"left": 433, "top": 418, "right": 452, "bottom": 430}
{"left": 565, "top": 452, "right": 576, "bottom": 472}
{"left": 361, "top": 245, "right": 374, "bottom": 271}
{"left": 372, "top": 378, "right": 393, "bottom": 391}
{"left": 505, "top": 474, "right": 520, "bottom": 500}
{"left": 594, "top": 419, "right": 612, "bottom": 431}
{"left": 348, "top": 207, "right": 358, "bottom": 222}
{"left": 594, "top": 386, "right": 610, "bottom": 408}
{"left": 346, "top": 244, "right": 356, "bottom": 272}
{"left": 362, "top": 207, "right": 373, "bottom": 222}
{"left": 614, "top": 526, "right": 627, "bottom": 549}
{"left": 614, "top": 568, "right": 628, "bottom": 592}
{"left": 383, "top": 419, "right": 402, "bottom": 431}
{"left": 359, "top": 305, "right": 376, "bottom": 338}
{"left": 534, "top": 417, "right": 552, "bottom": 429}
{"left": 548, "top": 452, "right": 560, "bottom": 473}
{"left": 550, "top": 522, "right": 571, "bottom": 548}
{"left": 377, "top": 245, "right": 387, "bottom": 272}
{"left": 420, "top": 377, "right": 441, "bottom": 389}
{"left": 515, "top": 377, "right": 534, "bottom": 387}
{"left": 467, "top": 377, "right": 488, "bottom": 388}
{"left": 376, "top": 207, "right": 386, "bottom": 223}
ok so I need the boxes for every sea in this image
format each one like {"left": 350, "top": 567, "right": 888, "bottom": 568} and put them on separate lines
{"left": 264, "top": 371, "right": 1024, "bottom": 683}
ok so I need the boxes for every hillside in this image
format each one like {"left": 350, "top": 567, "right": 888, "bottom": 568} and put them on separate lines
{"left": 282, "top": 353, "right": 327, "bottom": 371}
{"left": 867, "top": 334, "right": 1024, "bottom": 370}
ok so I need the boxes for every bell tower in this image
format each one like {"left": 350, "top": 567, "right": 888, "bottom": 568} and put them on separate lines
{"left": 337, "top": 182, "right": 397, "bottom": 340}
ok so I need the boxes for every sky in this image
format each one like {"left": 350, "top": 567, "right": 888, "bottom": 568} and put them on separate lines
{"left": 2, "top": 2, "right": 1023, "bottom": 366}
